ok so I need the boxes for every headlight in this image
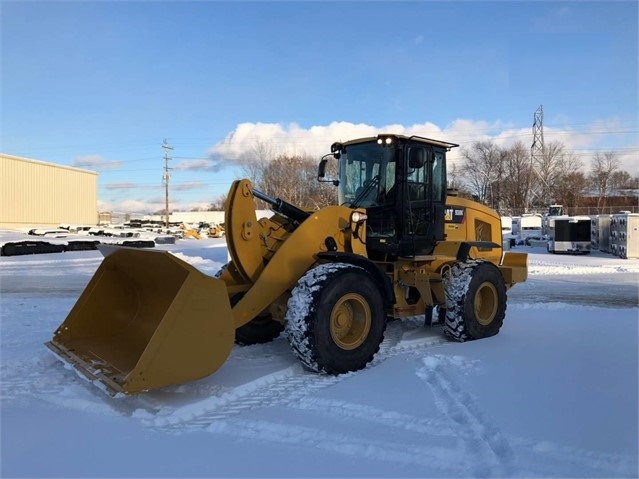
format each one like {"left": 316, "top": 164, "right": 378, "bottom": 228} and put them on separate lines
{"left": 377, "top": 135, "right": 394, "bottom": 146}
{"left": 351, "top": 211, "right": 368, "bottom": 224}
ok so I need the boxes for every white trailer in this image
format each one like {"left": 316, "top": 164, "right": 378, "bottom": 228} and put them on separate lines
{"left": 517, "top": 214, "right": 543, "bottom": 243}
{"left": 501, "top": 216, "right": 513, "bottom": 235}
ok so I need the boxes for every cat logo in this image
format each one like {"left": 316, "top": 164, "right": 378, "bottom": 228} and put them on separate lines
{"left": 445, "top": 209, "right": 453, "bottom": 222}
{"left": 445, "top": 207, "right": 466, "bottom": 224}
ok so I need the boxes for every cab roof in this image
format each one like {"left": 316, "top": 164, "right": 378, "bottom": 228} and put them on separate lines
{"left": 340, "top": 134, "right": 459, "bottom": 151}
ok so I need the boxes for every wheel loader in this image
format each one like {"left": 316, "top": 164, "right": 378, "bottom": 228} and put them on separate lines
{"left": 46, "top": 134, "right": 528, "bottom": 396}
{"left": 207, "top": 223, "right": 225, "bottom": 238}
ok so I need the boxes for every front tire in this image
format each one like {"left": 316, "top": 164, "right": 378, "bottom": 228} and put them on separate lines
{"left": 285, "top": 263, "right": 386, "bottom": 374}
{"left": 444, "top": 260, "right": 507, "bottom": 342}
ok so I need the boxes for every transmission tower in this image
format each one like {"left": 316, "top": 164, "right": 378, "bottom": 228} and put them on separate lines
{"left": 531, "top": 105, "right": 545, "bottom": 163}
{"left": 529, "top": 105, "right": 546, "bottom": 210}
{"left": 162, "top": 140, "right": 173, "bottom": 228}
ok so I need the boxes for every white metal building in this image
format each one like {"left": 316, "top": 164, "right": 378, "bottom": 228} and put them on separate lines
{"left": 0, "top": 153, "right": 98, "bottom": 230}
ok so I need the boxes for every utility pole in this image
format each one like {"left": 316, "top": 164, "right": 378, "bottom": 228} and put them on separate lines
{"left": 162, "top": 140, "right": 173, "bottom": 229}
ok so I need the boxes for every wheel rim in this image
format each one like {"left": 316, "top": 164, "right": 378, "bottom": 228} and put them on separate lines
{"left": 330, "top": 293, "right": 372, "bottom": 350}
{"left": 474, "top": 281, "right": 498, "bottom": 326}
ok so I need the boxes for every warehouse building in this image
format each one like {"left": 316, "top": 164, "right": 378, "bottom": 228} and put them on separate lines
{"left": 0, "top": 153, "right": 98, "bottom": 230}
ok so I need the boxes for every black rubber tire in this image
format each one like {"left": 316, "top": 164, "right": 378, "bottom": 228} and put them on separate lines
{"left": 215, "top": 263, "right": 284, "bottom": 346}
{"left": 234, "top": 314, "right": 284, "bottom": 346}
{"left": 424, "top": 305, "right": 447, "bottom": 326}
{"left": 285, "top": 263, "right": 386, "bottom": 374}
{"left": 443, "top": 260, "right": 507, "bottom": 342}
{"left": 213, "top": 263, "right": 229, "bottom": 279}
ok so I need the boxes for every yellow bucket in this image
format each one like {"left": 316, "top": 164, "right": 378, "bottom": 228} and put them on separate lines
{"left": 46, "top": 246, "right": 235, "bottom": 395}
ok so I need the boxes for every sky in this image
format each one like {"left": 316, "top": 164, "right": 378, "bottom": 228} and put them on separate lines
{"left": 2, "top": 1, "right": 638, "bottom": 214}
{"left": 1, "top": 235, "right": 638, "bottom": 477}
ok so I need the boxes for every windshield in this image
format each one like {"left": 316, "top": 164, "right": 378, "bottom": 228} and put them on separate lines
{"left": 548, "top": 205, "right": 564, "bottom": 216}
{"left": 338, "top": 142, "right": 396, "bottom": 208}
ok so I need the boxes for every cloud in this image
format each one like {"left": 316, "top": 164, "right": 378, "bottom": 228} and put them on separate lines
{"left": 174, "top": 159, "right": 216, "bottom": 171}
{"left": 98, "top": 197, "right": 214, "bottom": 215}
{"left": 179, "top": 200, "right": 215, "bottom": 212}
{"left": 73, "top": 155, "right": 121, "bottom": 170}
{"left": 98, "top": 118, "right": 638, "bottom": 213}
{"left": 98, "top": 198, "right": 159, "bottom": 214}
{"left": 104, "top": 182, "right": 138, "bottom": 190}
{"left": 207, "top": 121, "right": 444, "bottom": 162}
{"left": 98, "top": 195, "right": 168, "bottom": 214}
{"left": 119, "top": 199, "right": 157, "bottom": 213}
{"left": 172, "top": 181, "right": 206, "bottom": 191}
{"left": 204, "top": 119, "right": 638, "bottom": 175}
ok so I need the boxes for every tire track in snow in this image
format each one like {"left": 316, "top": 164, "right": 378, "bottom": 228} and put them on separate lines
{"left": 205, "top": 417, "right": 466, "bottom": 474}
{"left": 7, "top": 324, "right": 633, "bottom": 475}
{"left": 145, "top": 366, "right": 343, "bottom": 430}
{"left": 144, "top": 319, "right": 451, "bottom": 430}
{"left": 414, "top": 355, "right": 637, "bottom": 477}
{"left": 507, "top": 437, "right": 638, "bottom": 477}
{"left": 1, "top": 316, "right": 447, "bottom": 422}
{"left": 291, "top": 391, "right": 638, "bottom": 477}
{"left": 290, "top": 397, "right": 456, "bottom": 438}
{"left": 416, "top": 355, "right": 517, "bottom": 477}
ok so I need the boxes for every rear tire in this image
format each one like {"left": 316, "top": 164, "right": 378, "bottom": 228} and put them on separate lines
{"left": 234, "top": 313, "right": 284, "bottom": 346}
{"left": 443, "top": 260, "right": 507, "bottom": 342}
{"left": 285, "top": 263, "right": 386, "bottom": 374}
{"left": 425, "top": 305, "right": 447, "bottom": 326}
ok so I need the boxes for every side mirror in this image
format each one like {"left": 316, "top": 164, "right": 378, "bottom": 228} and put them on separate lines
{"left": 318, "top": 154, "right": 339, "bottom": 185}
{"left": 318, "top": 158, "right": 327, "bottom": 179}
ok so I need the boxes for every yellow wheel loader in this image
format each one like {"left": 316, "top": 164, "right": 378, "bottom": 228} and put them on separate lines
{"left": 207, "top": 223, "right": 225, "bottom": 238}
{"left": 179, "top": 224, "right": 202, "bottom": 240}
{"left": 46, "top": 134, "right": 528, "bottom": 395}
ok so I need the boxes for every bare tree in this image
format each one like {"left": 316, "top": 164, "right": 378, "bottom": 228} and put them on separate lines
{"left": 459, "top": 140, "right": 504, "bottom": 206}
{"left": 549, "top": 149, "right": 584, "bottom": 208}
{"left": 500, "top": 141, "right": 535, "bottom": 215}
{"left": 610, "top": 170, "right": 635, "bottom": 191}
{"left": 554, "top": 171, "right": 588, "bottom": 210}
{"left": 239, "top": 139, "right": 277, "bottom": 188}
{"left": 240, "top": 147, "right": 337, "bottom": 210}
{"left": 531, "top": 140, "right": 566, "bottom": 207}
{"left": 267, "top": 154, "right": 338, "bottom": 208}
{"left": 589, "top": 151, "right": 621, "bottom": 209}
{"left": 446, "top": 162, "right": 473, "bottom": 198}
{"left": 207, "top": 195, "right": 227, "bottom": 211}
{"left": 259, "top": 154, "right": 311, "bottom": 205}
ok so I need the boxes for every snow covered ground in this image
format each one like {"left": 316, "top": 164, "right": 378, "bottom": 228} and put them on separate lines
{"left": 1, "top": 236, "right": 638, "bottom": 478}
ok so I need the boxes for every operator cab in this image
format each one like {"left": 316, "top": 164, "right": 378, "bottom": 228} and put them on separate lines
{"left": 319, "top": 134, "right": 458, "bottom": 259}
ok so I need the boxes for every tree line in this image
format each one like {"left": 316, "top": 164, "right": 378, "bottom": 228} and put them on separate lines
{"left": 206, "top": 140, "right": 337, "bottom": 212}
{"left": 206, "top": 139, "right": 637, "bottom": 216}
{"left": 454, "top": 140, "right": 638, "bottom": 215}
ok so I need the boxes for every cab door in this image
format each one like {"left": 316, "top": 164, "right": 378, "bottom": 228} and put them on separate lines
{"left": 399, "top": 145, "right": 446, "bottom": 256}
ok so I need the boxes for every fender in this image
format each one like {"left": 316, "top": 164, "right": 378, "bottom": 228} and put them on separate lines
{"left": 316, "top": 251, "right": 396, "bottom": 309}
{"left": 456, "top": 241, "right": 501, "bottom": 262}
